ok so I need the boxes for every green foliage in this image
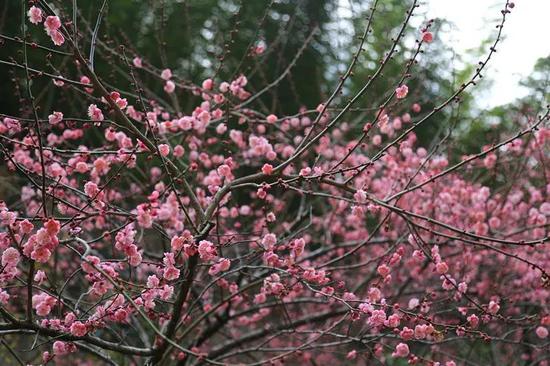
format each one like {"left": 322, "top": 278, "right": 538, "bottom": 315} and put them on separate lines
{"left": 1, "top": 0, "right": 544, "bottom": 150}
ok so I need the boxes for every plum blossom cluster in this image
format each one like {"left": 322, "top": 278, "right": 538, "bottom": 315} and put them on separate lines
{"left": 22, "top": 219, "right": 61, "bottom": 263}
{"left": 28, "top": 7, "right": 64, "bottom": 46}
{"left": 0, "top": 1, "right": 547, "bottom": 365}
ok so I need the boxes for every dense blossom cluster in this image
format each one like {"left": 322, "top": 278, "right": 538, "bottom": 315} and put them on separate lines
{"left": 0, "top": 1, "right": 547, "bottom": 365}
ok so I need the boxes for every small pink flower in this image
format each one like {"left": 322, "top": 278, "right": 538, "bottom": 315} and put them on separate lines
{"left": 299, "top": 167, "right": 311, "bottom": 177}
{"left": 217, "top": 164, "right": 232, "bottom": 178}
{"left": 147, "top": 275, "right": 160, "bottom": 288}
{"left": 346, "top": 350, "right": 357, "bottom": 360}
{"left": 368, "top": 287, "right": 382, "bottom": 302}
{"left": 20, "top": 219, "right": 34, "bottom": 234}
{"left": 136, "top": 204, "right": 153, "bottom": 229}
{"left": 75, "top": 162, "right": 89, "bottom": 173}
{"left": 44, "top": 16, "right": 61, "bottom": 35}
{"left": 50, "top": 30, "right": 65, "bottom": 46}
{"left": 161, "top": 68, "right": 172, "bottom": 80}
{"left": 88, "top": 104, "right": 104, "bottom": 122}
{"left": 28, "top": 6, "right": 43, "bottom": 24}
{"left": 256, "top": 186, "right": 267, "bottom": 199}
{"left": 2, "top": 247, "right": 20, "bottom": 268}
{"left": 3, "top": 117, "right": 21, "bottom": 133}
{"left": 163, "top": 265, "right": 180, "bottom": 281}
{"left": 216, "top": 123, "right": 227, "bottom": 134}
{"left": 385, "top": 314, "right": 401, "bottom": 328}
{"left": 202, "top": 78, "right": 213, "bottom": 90}
{"left": 400, "top": 327, "right": 414, "bottom": 340}
{"left": 0, "top": 290, "right": 9, "bottom": 305}
{"left": 32, "top": 293, "right": 56, "bottom": 316}
{"left": 69, "top": 321, "right": 87, "bottom": 337}
{"left": 81, "top": 255, "right": 100, "bottom": 273}
{"left": 116, "top": 97, "right": 128, "bottom": 109}
{"left": 414, "top": 324, "right": 428, "bottom": 339}
{"left": 377, "top": 264, "right": 390, "bottom": 277}
{"left": 133, "top": 57, "right": 143, "bottom": 68}
{"left": 483, "top": 153, "right": 497, "bottom": 169}
{"left": 43, "top": 224, "right": 61, "bottom": 245}
{"left": 84, "top": 182, "right": 99, "bottom": 197}
{"left": 262, "top": 164, "right": 274, "bottom": 175}
{"left": 261, "top": 233, "right": 277, "bottom": 250}
{"left": 219, "top": 82, "right": 230, "bottom": 93}
{"left": 254, "top": 44, "right": 266, "bottom": 55}
{"left": 81, "top": 76, "right": 93, "bottom": 93}
{"left": 208, "top": 258, "right": 231, "bottom": 276}
{"left": 488, "top": 300, "right": 500, "bottom": 314}
{"left": 435, "top": 261, "right": 449, "bottom": 274}
{"left": 158, "top": 144, "right": 170, "bottom": 157}
{"left": 52, "top": 341, "right": 71, "bottom": 355}
{"left": 392, "top": 343, "right": 409, "bottom": 358}
{"left": 535, "top": 326, "right": 548, "bottom": 339}
{"left": 34, "top": 270, "right": 47, "bottom": 284}
{"left": 173, "top": 145, "right": 185, "bottom": 157}
{"left": 48, "top": 111, "right": 63, "bottom": 125}
{"left": 354, "top": 189, "right": 367, "bottom": 203}
{"left": 367, "top": 309, "right": 387, "bottom": 327}
{"left": 160, "top": 285, "right": 174, "bottom": 300}
{"left": 395, "top": 84, "right": 408, "bottom": 99}
{"left": 467, "top": 314, "right": 479, "bottom": 328}
{"left": 164, "top": 80, "right": 176, "bottom": 94}
{"left": 198, "top": 240, "right": 217, "bottom": 261}
{"left": 292, "top": 238, "right": 306, "bottom": 257}
{"left": 254, "top": 292, "right": 267, "bottom": 304}
{"left": 32, "top": 247, "right": 52, "bottom": 263}
{"left": 422, "top": 31, "right": 433, "bottom": 43}
{"left": 113, "top": 308, "right": 128, "bottom": 322}
{"left": 42, "top": 351, "right": 52, "bottom": 363}
{"left": 266, "top": 114, "right": 278, "bottom": 124}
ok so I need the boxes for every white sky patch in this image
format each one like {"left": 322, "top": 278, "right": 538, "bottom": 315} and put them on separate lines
{"left": 422, "top": 0, "right": 550, "bottom": 108}
{"left": 335, "top": 0, "right": 549, "bottom": 109}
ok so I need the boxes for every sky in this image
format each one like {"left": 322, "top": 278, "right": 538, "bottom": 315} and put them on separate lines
{"left": 423, "top": 0, "right": 550, "bottom": 108}
{"left": 334, "top": 0, "right": 549, "bottom": 109}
